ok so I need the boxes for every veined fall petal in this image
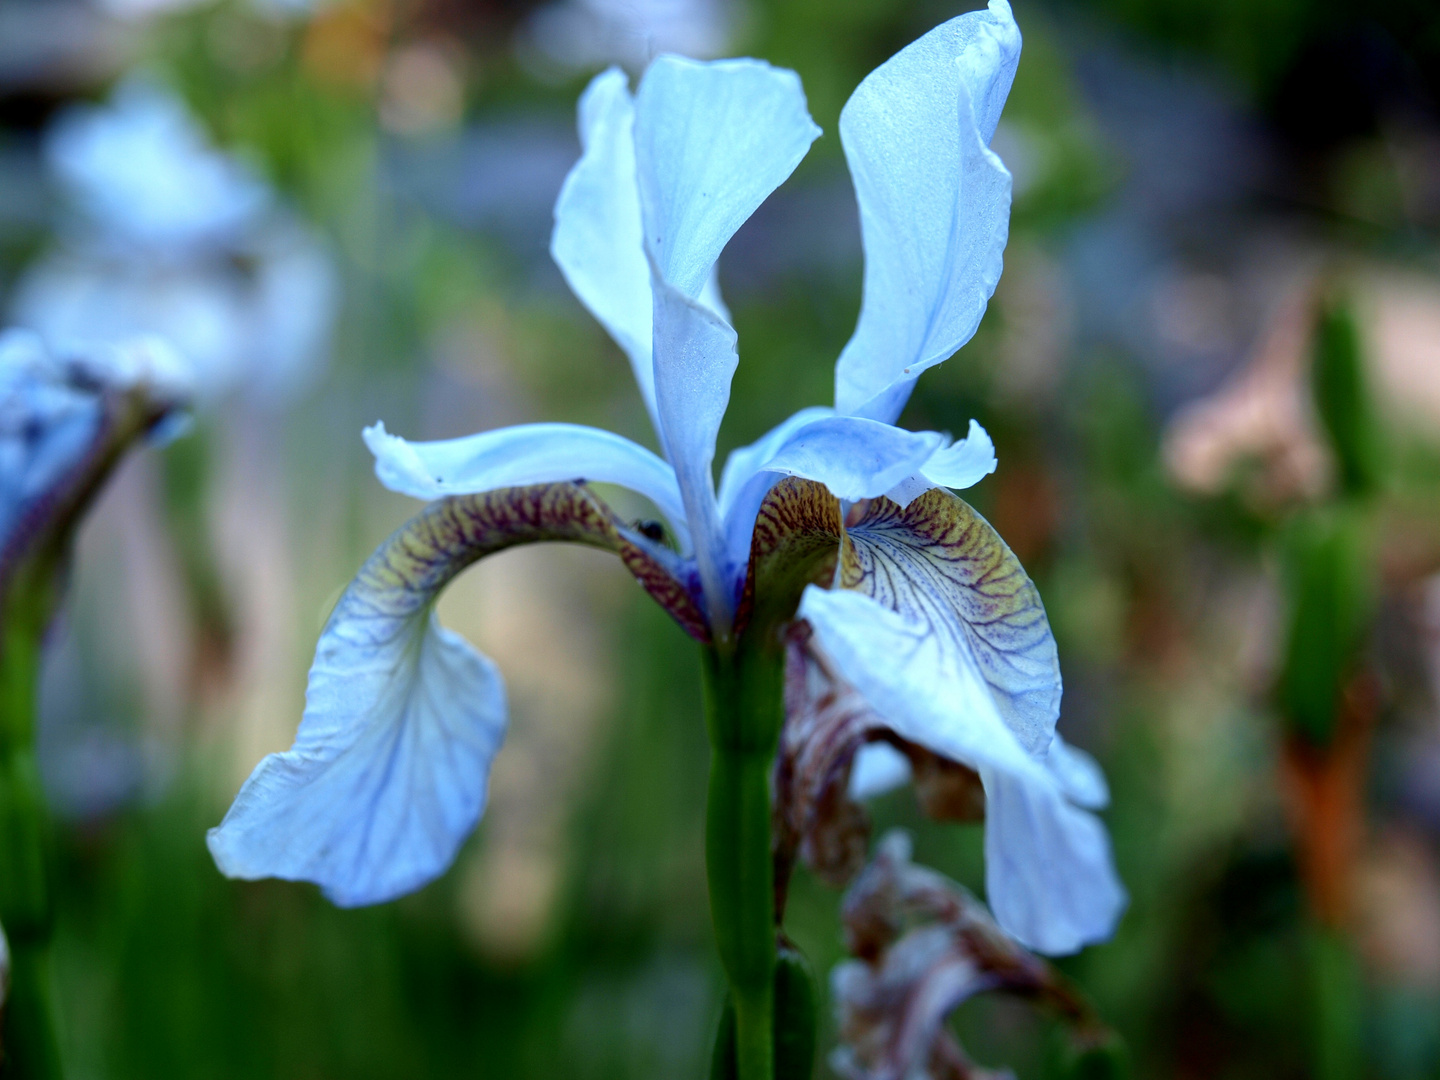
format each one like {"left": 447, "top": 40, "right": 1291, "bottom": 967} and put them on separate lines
{"left": 838, "top": 489, "right": 1059, "bottom": 751}
{"left": 798, "top": 581, "right": 1122, "bottom": 954}
{"left": 208, "top": 483, "right": 708, "bottom": 907}
{"left": 745, "top": 483, "right": 1122, "bottom": 953}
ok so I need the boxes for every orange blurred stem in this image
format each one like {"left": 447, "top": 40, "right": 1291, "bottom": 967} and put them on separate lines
{"left": 1280, "top": 673, "right": 1375, "bottom": 1080}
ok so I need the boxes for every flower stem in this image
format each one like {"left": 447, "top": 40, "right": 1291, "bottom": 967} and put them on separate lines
{"left": 0, "top": 613, "right": 64, "bottom": 1079}
{"left": 702, "top": 641, "right": 784, "bottom": 1080}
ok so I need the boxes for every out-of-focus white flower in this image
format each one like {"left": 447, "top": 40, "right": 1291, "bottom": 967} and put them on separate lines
{"left": 520, "top": 0, "right": 733, "bottom": 75}
{"left": 11, "top": 80, "right": 337, "bottom": 409}
{"left": 93, "top": 0, "right": 321, "bottom": 25}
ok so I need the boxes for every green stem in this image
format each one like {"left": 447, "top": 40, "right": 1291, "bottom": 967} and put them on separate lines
{"left": 1, "top": 616, "right": 62, "bottom": 1079}
{"left": 1306, "top": 923, "right": 1362, "bottom": 1080}
{"left": 703, "top": 642, "right": 784, "bottom": 1080}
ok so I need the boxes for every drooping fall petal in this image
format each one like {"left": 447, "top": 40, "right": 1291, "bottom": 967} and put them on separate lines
{"left": 208, "top": 483, "right": 707, "bottom": 906}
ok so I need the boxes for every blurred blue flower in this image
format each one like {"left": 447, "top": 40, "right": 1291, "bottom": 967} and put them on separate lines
{"left": 208, "top": 0, "right": 1124, "bottom": 955}
{"left": 0, "top": 328, "right": 192, "bottom": 569}
{"left": 10, "top": 80, "right": 337, "bottom": 409}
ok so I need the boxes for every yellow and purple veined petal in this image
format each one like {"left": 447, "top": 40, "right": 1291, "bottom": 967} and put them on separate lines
{"left": 834, "top": 0, "right": 1020, "bottom": 423}
{"left": 739, "top": 478, "right": 1123, "bottom": 955}
{"left": 208, "top": 483, "right": 707, "bottom": 908}
{"left": 717, "top": 412, "right": 998, "bottom": 572}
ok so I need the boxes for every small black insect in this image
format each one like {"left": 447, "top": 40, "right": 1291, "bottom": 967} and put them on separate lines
{"left": 635, "top": 519, "right": 667, "bottom": 543}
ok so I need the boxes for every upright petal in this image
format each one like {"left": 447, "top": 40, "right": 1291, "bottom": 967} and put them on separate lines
{"left": 634, "top": 55, "right": 820, "bottom": 298}
{"left": 551, "top": 69, "right": 658, "bottom": 426}
{"left": 363, "top": 421, "right": 690, "bottom": 551}
{"left": 834, "top": 0, "right": 1020, "bottom": 421}
{"left": 650, "top": 275, "right": 738, "bottom": 631}
{"left": 208, "top": 484, "right": 708, "bottom": 906}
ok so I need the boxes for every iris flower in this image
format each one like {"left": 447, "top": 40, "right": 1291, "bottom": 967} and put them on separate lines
{"left": 209, "top": 0, "right": 1123, "bottom": 961}
{"left": 0, "top": 329, "right": 190, "bottom": 1073}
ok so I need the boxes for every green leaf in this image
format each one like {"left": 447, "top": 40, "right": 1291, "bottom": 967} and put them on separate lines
{"left": 1276, "top": 506, "right": 1374, "bottom": 746}
{"left": 1311, "top": 298, "right": 1383, "bottom": 498}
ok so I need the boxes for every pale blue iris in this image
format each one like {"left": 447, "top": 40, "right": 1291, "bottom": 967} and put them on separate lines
{"left": 209, "top": 0, "right": 1125, "bottom": 956}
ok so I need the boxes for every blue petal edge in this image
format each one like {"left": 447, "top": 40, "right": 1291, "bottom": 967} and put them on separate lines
{"left": 208, "top": 587, "right": 506, "bottom": 906}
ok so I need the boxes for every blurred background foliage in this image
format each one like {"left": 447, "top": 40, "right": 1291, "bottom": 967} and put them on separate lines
{"left": 1, "top": 0, "right": 1439, "bottom": 1075}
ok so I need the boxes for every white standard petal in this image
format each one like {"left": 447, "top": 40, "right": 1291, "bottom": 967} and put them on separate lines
{"left": 834, "top": 0, "right": 1020, "bottom": 421}
{"left": 799, "top": 585, "right": 1124, "bottom": 953}
{"left": 363, "top": 421, "right": 691, "bottom": 550}
{"left": 207, "top": 533, "right": 507, "bottom": 907}
{"left": 650, "top": 273, "right": 738, "bottom": 629}
{"left": 551, "top": 68, "right": 659, "bottom": 427}
{"left": 634, "top": 55, "right": 820, "bottom": 298}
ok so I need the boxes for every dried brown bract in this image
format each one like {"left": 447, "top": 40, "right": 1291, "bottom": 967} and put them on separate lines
{"left": 772, "top": 627, "right": 988, "bottom": 915}
{"left": 830, "top": 831, "right": 1102, "bottom": 1080}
